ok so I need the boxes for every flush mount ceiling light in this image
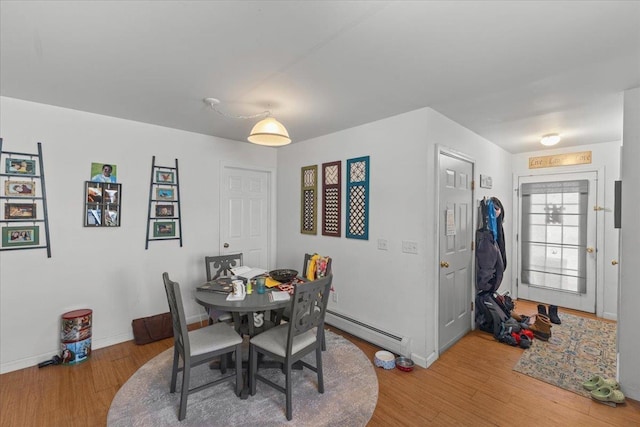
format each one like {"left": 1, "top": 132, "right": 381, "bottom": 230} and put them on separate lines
{"left": 540, "top": 133, "right": 561, "bottom": 146}
{"left": 203, "top": 98, "right": 291, "bottom": 146}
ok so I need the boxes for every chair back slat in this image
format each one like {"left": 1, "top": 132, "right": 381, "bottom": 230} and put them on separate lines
{"left": 163, "top": 272, "right": 190, "bottom": 356}
{"left": 205, "top": 253, "right": 243, "bottom": 281}
{"left": 287, "top": 274, "right": 332, "bottom": 354}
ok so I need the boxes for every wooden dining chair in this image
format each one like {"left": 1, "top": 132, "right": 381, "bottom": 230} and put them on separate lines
{"left": 163, "top": 272, "right": 243, "bottom": 421}
{"left": 205, "top": 253, "right": 243, "bottom": 281}
{"left": 277, "top": 253, "right": 332, "bottom": 350}
{"left": 249, "top": 274, "right": 333, "bottom": 421}
{"left": 204, "top": 253, "right": 243, "bottom": 324}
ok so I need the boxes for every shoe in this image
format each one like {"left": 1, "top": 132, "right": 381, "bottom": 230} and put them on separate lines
{"left": 548, "top": 305, "right": 562, "bottom": 324}
{"left": 529, "top": 314, "right": 552, "bottom": 341}
{"left": 537, "top": 304, "right": 548, "bottom": 316}
{"left": 590, "top": 386, "right": 625, "bottom": 404}
{"left": 582, "top": 375, "right": 619, "bottom": 391}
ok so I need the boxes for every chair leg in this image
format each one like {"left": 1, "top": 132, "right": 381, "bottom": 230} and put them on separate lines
{"left": 178, "top": 362, "right": 190, "bottom": 421}
{"left": 234, "top": 344, "right": 243, "bottom": 396}
{"left": 321, "top": 328, "right": 327, "bottom": 351}
{"left": 170, "top": 347, "right": 179, "bottom": 393}
{"left": 285, "top": 362, "right": 293, "bottom": 421}
{"left": 249, "top": 344, "right": 257, "bottom": 395}
{"left": 220, "top": 353, "right": 228, "bottom": 374}
{"left": 316, "top": 347, "right": 324, "bottom": 394}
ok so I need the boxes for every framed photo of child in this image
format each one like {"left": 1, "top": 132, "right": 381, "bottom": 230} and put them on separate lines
{"left": 5, "top": 158, "right": 36, "bottom": 175}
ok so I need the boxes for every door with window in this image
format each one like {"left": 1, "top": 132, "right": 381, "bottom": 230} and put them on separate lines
{"left": 517, "top": 172, "right": 597, "bottom": 312}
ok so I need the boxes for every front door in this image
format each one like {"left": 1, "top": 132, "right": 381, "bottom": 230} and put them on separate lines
{"left": 220, "top": 166, "right": 271, "bottom": 269}
{"left": 517, "top": 172, "right": 597, "bottom": 312}
{"left": 438, "top": 150, "right": 474, "bottom": 353}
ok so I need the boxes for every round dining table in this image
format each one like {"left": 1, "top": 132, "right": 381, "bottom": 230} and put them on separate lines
{"left": 195, "top": 284, "right": 291, "bottom": 337}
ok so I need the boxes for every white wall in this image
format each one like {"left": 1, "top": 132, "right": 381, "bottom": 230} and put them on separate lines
{"left": 619, "top": 87, "right": 640, "bottom": 400}
{"left": 511, "top": 141, "right": 621, "bottom": 319}
{"left": 0, "top": 97, "right": 277, "bottom": 373}
{"left": 276, "top": 107, "right": 512, "bottom": 367}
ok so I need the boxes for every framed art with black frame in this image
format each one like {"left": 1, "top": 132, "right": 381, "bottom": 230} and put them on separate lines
{"left": 84, "top": 181, "right": 121, "bottom": 227}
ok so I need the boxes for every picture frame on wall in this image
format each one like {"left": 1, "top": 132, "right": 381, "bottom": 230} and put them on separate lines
{"left": 90, "top": 162, "right": 117, "bottom": 183}
{"left": 84, "top": 181, "right": 122, "bottom": 227}
{"left": 5, "top": 203, "right": 36, "bottom": 219}
{"left": 4, "top": 180, "right": 36, "bottom": 197}
{"left": 2, "top": 226, "right": 39, "bottom": 247}
{"left": 155, "top": 170, "right": 175, "bottom": 184}
{"left": 155, "top": 204, "right": 174, "bottom": 217}
{"left": 153, "top": 221, "right": 176, "bottom": 237}
{"left": 156, "top": 188, "right": 175, "bottom": 200}
{"left": 5, "top": 158, "right": 36, "bottom": 175}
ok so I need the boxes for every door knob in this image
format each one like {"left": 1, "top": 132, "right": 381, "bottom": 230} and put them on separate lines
{"left": 586, "top": 247, "right": 595, "bottom": 253}
{"left": 440, "top": 261, "right": 449, "bottom": 268}
{"left": 223, "top": 243, "right": 229, "bottom": 248}
{"left": 612, "top": 260, "right": 619, "bottom": 265}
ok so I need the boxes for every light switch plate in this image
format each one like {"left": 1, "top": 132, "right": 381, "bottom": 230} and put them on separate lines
{"left": 377, "top": 238, "right": 388, "bottom": 250}
{"left": 402, "top": 240, "right": 418, "bottom": 254}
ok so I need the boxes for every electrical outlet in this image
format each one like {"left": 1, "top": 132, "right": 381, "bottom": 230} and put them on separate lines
{"left": 402, "top": 240, "right": 418, "bottom": 254}
{"left": 377, "top": 238, "right": 388, "bottom": 250}
{"left": 332, "top": 292, "right": 338, "bottom": 303}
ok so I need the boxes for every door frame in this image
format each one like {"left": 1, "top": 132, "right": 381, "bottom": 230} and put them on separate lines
{"left": 512, "top": 166, "right": 607, "bottom": 317}
{"left": 434, "top": 145, "right": 475, "bottom": 358}
{"left": 219, "top": 161, "right": 277, "bottom": 270}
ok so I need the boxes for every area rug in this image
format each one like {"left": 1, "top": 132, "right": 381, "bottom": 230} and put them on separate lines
{"left": 513, "top": 312, "right": 616, "bottom": 397}
{"left": 108, "top": 329, "right": 378, "bottom": 426}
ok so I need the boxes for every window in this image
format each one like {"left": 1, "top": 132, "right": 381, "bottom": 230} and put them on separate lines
{"left": 520, "top": 180, "right": 588, "bottom": 293}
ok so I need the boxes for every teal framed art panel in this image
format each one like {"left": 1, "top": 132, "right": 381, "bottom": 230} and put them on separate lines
{"left": 346, "top": 156, "right": 369, "bottom": 240}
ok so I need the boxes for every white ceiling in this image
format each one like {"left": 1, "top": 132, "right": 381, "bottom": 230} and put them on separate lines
{"left": 1, "top": 1, "right": 639, "bottom": 153}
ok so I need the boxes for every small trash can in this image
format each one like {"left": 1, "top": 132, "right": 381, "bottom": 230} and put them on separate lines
{"left": 61, "top": 309, "right": 92, "bottom": 365}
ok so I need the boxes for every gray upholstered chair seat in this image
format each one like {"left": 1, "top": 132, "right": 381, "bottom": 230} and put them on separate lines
{"left": 189, "top": 322, "right": 243, "bottom": 357}
{"left": 250, "top": 324, "right": 317, "bottom": 357}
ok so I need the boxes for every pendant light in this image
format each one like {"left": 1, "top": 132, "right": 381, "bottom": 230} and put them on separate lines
{"left": 248, "top": 117, "right": 291, "bottom": 146}
{"left": 204, "top": 98, "right": 291, "bottom": 146}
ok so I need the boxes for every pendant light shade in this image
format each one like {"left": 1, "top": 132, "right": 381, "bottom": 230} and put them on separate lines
{"left": 248, "top": 117, "right": 291, "bottom": 146}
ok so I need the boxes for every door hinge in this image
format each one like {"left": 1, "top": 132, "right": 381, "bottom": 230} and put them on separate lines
{"left": 471, "top": 301, "right": 474, "bottom": 312}
{"left": 471, "top": 180, "right": 475, "bottom": 190}
{"left": 471, "top": 241, "right": 475, "bottom": 250}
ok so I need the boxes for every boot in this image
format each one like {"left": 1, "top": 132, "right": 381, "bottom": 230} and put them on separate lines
{"left": 529, "top": 314, "right": 552, "bottom": 341}
{"left": 548, "top": 305, "right": 561, "bottom": 324}
{"left": 537, "top": 304, "right": 548, "bottom": 316}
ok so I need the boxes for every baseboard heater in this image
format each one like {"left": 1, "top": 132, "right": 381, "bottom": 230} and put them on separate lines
{"left": 325, "top": 310, "right": 410, "bottom": 356}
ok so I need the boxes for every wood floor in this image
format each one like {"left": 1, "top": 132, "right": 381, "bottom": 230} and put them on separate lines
{"left": 1, "top": 299, "right": 638, "bottom": 426}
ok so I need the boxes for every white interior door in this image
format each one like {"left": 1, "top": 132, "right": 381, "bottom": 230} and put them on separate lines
{"left": 438, "top": 151, "right": 474, "bottom": 353}
{"left": 220, "top": 166, "right": 271, "bottom": 269}
{"left": 517, "top": 172, "right": 597, "bottom": 312}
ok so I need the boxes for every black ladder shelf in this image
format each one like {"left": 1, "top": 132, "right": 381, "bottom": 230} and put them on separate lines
{"left": 0, "top": 138, "right": 52, "bottom": 257}
{"left": 145, "top": 156, "right": 182, "bottom": 249}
